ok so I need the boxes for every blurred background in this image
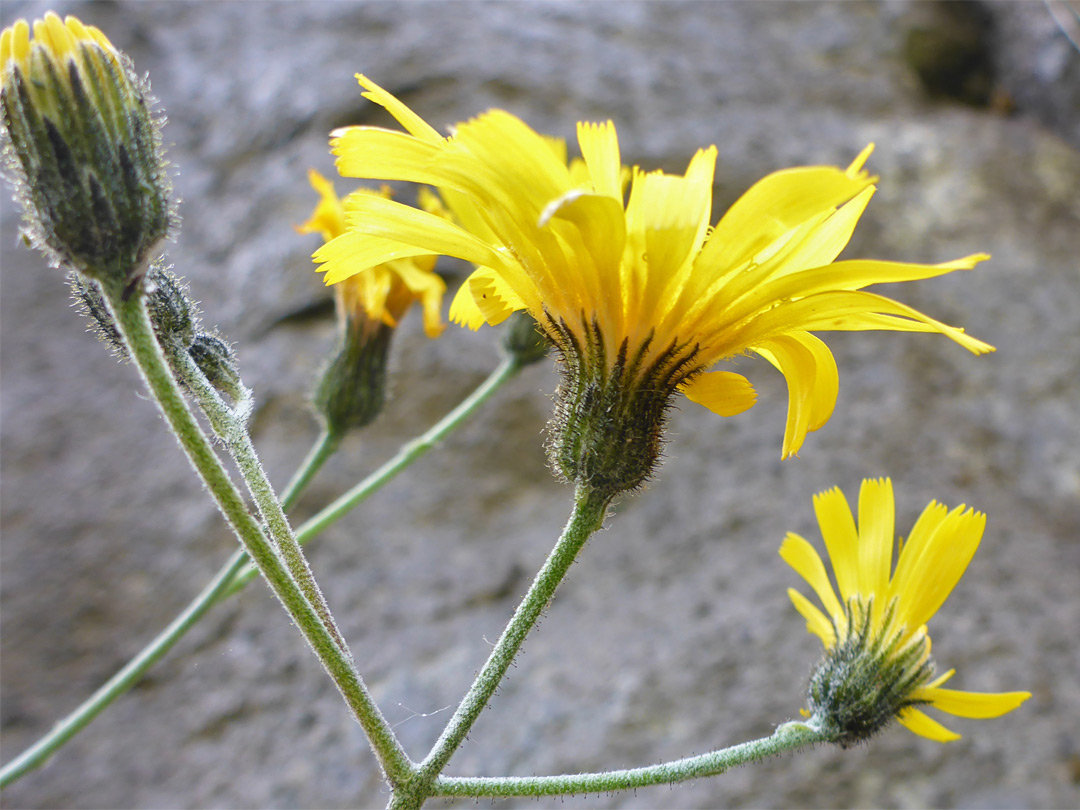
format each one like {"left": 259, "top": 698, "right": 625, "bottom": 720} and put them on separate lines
{"left": 2, "top": 2, "right": 1078, "bottom": 808}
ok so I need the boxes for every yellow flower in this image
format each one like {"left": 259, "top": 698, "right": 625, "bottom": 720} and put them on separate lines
{"left": 298, "top": 170, "right": 447, "bottom": 437}
{"left": 316, "top": 76, "right": 992, "bottom": 464}
{"left": 781, "top": 479, "right": 1030, "bottom": 744}
{"left": 2, "top": 13, "right": 171, "bottom": 291}
{"left": 298, "top": 169, "right": 445, "bottom": 339}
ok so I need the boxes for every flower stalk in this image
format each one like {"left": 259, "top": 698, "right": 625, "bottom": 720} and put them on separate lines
{"left": 171, "top": 347, "right": 348, "bottom": 653}
{"left": 387, "top": 485, "right": 612, "bottom": 808}
{"left": 0, "top": 357, "right": 524, "bottom": 789}
{"left": 99, "top": 288, "right": 412, "bottom": 785}
{"left": 225, "top": 355, "right": 525, "bottom": 593}
{"left": 432, "top": 721, "right": 827, "bottom": 799}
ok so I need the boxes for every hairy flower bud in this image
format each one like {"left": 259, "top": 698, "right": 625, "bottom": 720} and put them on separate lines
{"left": 1, "top": 13, "right": 172, "bottom": 295}
{"left": 499, "top": 311, "right": 550, "bottom": 367}
{"left": 313, "top": 318, "right": 392, "bottom": 440}
{"left": 145, "top": 268, "right": 198, "bottom": 350}
{"left": 71, "top": 264, "right": 197, "bottom": 359}
{"left": 189, "top": 332, "right": 246, "bottom": 406}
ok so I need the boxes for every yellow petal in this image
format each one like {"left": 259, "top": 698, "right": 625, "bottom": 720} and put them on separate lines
{"left": 680, "top": 370, "right": 757, "bottom": 417}
{"left": 449, "top": 267, "right": 526, "bottom": 328}
{"left": 466, "top": 268, "right": 526, "bottom": 326}
{"left": 726, "top": 290, "right": 995, "bottom": 356}
{"left": 888, "top": 500, "right": 949, "bottom": 595}
{"left": 355, "top": 74, "right": 444, "bottom": 143}
{"left": 541, "top": 189, "right": 627, "bottom": 313}
{"left": 6, "top": 20, "right": 30, "bottom": 67}
{"left": 343, "top": 191, "right": 506, "bottom": 270}
{"left": 846, "top": 143, "right": 875, "bottom": 177}
{"left": 297, "top": 169, "right": 346, "bottom": 242}
{"left": 779, "top": 532, "right": 844, "bottom": 627}
{"left": 752, "top": 332, "right": 838, "bottom": 458}
{"left": 896, "top": 707, "right": 961, "bottom": 742}
{"left": 787, "top": 587, "right": 836, "bottom": 647}
{"left": 387, "top": 259, "right": 447, "bottom": 338}
{"left": 629, "top": 149, "right": 717, "bottom": 310}
{"left": 316, "top": 232, "right": 436, "bottom": 285}
{"left": 892, "top": 505, "right": 985, "bottom": 631}
{"left": 750, "top": 255, "right": 991, "bottom": 311}
{"left": 576, "top": 120, "right": 622, "bottom": 199}
{"left": 1, "top": 25, "right": 13, "bottom": 68}
{"left": 333, "top": 127, "right": 447, "bottom": 186}
{"left": 857, "top": 477, "right": 894, "bottom": 618}
{"left": 449, "top": 275, "right": 488, "bottom": 330}
{"left": 764, "top": 186, "right": 876, "bottom": 279}
{"left": 919, "top": 687, "right": 1031, "bottom": 719}
{"left": 699, "top": 162, "right": 875, "bottom": 273}
{"left": 445, "top": 110, "right": 572, "bottom": 216}
{"left": 811, "top": 487, "right": 859, "bottom": 603}
{"left": 924, "top": 668, "right": 956, "bottom": 690}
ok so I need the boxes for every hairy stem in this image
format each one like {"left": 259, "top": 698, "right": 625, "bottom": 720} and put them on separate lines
{"left": 226, "top": 357, "right": 523, "bottom": 592}
{"left": 433, "top": 722, "right": 827, "bottom": 798}
{"left": 0, "top": 360, "right": 521, "bottom": 789}
{"left": 0, "top": 425, "right": 335, "bottom": 789}
{"left": 389, "top": 485, "right": 612, "bottom": 808}
{"left": 99, "top": 291, "right": 410, "bottom": 783}
{"left": 173, "top": 351, "right": 348, "bottom": 654}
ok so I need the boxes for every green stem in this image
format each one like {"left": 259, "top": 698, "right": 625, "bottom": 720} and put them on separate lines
{"left": 0, "top": 358, "right": 522, "bottom": 790}
{"left": 173, "top": 351, "right": 348, "bottom": 655}
{"left": 390, "top": 485, "right": 612, "bottom": 809}
{"left": 226, "top": 356, "right": 523, "bottom": 593}
{"left": 0, "top": 425, "right": 337, "bottom": 789}
{"left": 280, "top": 430, "right": 340, "bottom": 511}
{"left": 0, "top": 550, "right": 249, "bottom": 790}
{"left": 100, "top": 292, "right": 410, "bottom": 783}
{"left": 432, "top": 721, "right": 828, "bottom": 798}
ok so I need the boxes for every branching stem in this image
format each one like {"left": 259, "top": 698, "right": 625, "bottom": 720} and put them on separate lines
{"left": 93, "top": 291, "right": 409, "bottom": 783}
{"left": 433, "top": 721, "right": 827, "bottom": 798}
{"left": 387, "top": 485, "right": 612, "bottom": 809}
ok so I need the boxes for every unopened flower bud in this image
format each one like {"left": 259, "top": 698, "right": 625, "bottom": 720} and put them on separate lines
{"left": 70, "top": 273, "right": 124, "bottom": 356}
{"left": 189, "top": 332, "right": 247, "bottom": 406}
{"left": 71, "top": 264, "right": 197, "bottom": 359}
{"left": 145, "top": 267, "right": 197, "bottom": 349}
{"left": 500, "top": 311, "right": 549, "bottom": 367}
{"left": 1, "top": 13, "right": 172, "bottom": 295}
{"left": 313, "top": 319, "right": 392, "bottom": 440}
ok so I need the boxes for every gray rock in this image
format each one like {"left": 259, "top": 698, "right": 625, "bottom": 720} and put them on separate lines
{"left": 2, "top": 2, "right": 1077, "bottom": 808}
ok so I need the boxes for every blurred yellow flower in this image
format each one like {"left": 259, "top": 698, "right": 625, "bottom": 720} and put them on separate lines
{"left": 781, "top": 479, "right": 1030, "bottom": 743}
{"left": 299, "top": 169, "right": 445, "bottom": 339}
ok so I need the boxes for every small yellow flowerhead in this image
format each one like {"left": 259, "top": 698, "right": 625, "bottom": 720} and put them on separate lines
{"left": 317, "top": 76, "right": 993, "bottom": 495}
{"left": 298, "top": 170, "right": 446, "bottom": 437}
{"left": 1, "top": 13, "right": 172, "bottom": 295}
{"left": 781, "top": 479, "right": 1030, "bottom": 746}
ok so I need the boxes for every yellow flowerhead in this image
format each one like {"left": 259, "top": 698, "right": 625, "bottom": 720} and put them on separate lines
{"left": 299, "top": 169, "right": 446, "bottom": 341}
{"left": 780, "top": 479, "right": 1030, "bottom": 745}
{"left": 1, "top": 13, "right": 171, "bottom": 293}
{"left": 298, "top": 170, "right": 446, "bottom": 438}
{"left": 317, "top": 76, "right": 992, "bottom": 493}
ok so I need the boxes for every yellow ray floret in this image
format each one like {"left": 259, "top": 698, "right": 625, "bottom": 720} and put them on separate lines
{"left": 318, "top": 75, "right": 994, "bottom": 458}
{"left": 298, "top": 170, "right": 445, "bottom": 338}
{"left": 781, "top": 479, "right": 1030, "bottom": 742}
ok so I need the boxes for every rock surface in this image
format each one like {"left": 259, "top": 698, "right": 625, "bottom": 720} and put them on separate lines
{"left": 2, "top": 2, "right": 1078, "bottom": 808}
